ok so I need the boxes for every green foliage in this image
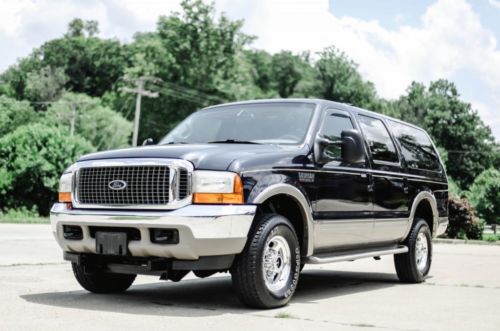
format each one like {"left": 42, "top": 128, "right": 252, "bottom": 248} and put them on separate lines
{"left": 314, "top": 47, "right": 378, "bottom": 109}
{"left": 114, "top": 0, "right": 253, "bottom": 141}
{"left": 0, "top": 206, "right": 48, "bottom": 224}
{"left": 0, "top": 95, "right": 39, "bottom": 136}
{"left": 66, "top": 18, "right": 100, "bottom": 38}
{"left": 467, "top": 168, "right": 500, "bottom": 225}
{"left": 446, "top": 197, "right": 484, "bottom": 240}
{"left": 395, "top": 80, "right": 497, "bottom": 187}
{"left": 0, "top": 124, "right": 94, "bottom": 215}
{"left": 43, "top": 92, "right": 132, "bottom": 150}
{"left": 25, "top": 66, "right": 68, "bottom": 103}
{"left": 447, "top": 177, "right": 463, "bottom": 198}
{"left": 270, "top": 51, "right": 304, "bottom": 98}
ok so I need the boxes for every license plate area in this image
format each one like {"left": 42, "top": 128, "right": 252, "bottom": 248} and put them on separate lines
{"left": 96, "top": 232, "right": 128, "bottom": 256}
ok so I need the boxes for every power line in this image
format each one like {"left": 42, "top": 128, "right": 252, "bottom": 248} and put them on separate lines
{"left": 120, "top": 76, "right": 160, "bottom": 146}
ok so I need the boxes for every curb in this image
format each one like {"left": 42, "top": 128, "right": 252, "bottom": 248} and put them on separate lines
{"left": 433, "top": 238, "right": 500, "bottom": 246}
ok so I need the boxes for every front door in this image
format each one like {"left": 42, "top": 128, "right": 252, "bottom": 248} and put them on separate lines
{"left": 313, "top": 109, "right": 373, "bottom": 252}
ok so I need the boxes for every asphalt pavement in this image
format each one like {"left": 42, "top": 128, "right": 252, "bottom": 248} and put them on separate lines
{"left": 1, "top": 223, "right": 499, "bottom": 331}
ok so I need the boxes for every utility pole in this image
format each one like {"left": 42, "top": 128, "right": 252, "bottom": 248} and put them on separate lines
{"left": 69, "top": 101, "right": 77, "bottom": 136}
{"left": 121, "top": 76, "right": 160, "bottom": 146}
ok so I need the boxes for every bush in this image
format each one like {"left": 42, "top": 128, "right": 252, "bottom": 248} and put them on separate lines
{"left": 0, "top": 123, "right": 94, "bottom": 216}
{"left": 446, "top": 197, "right": 484, "bottom": 240}
{"left": 0, "top": 95, "right": 39, "bottom": 136}
{"left": 468, "top": 168, "right": 500, "bottom": 225}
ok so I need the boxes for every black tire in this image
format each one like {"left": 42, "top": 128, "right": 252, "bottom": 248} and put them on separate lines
{"left": 231, "top": 213, "right": 300, "bottom": 309}
{"left": 72, "top": 263, "right": 136, "bottom": 293}
{"left": 394, "top": 219, "right": 432, "bottom": 283}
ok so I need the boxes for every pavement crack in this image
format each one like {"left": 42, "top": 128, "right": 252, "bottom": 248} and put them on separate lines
{"left": 251, "top": 312, "right": 420, "bottom": 331}
{"left": 423, "top": 282, "right": 500, "bottom": 290}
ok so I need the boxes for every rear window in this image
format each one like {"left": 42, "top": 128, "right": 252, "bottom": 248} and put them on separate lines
{"left": 388, "top": 121, "right": 442, "bottom": 172}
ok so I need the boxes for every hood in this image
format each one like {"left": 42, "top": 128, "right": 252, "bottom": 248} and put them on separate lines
{"left": 78, "top": 144, "right": 309, "bottom": 171}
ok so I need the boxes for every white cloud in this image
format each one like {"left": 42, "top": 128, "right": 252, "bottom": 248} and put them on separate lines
{"left": 489, "top": 0, "right": 500, "bottom": 9}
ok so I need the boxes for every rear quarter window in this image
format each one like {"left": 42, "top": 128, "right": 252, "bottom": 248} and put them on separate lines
{"left": 388, "top": 120, "right": 442, "bottom": 172}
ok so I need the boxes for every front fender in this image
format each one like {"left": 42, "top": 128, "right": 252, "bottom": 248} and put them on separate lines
{"left": 245, "top": 173, "right": 315, "bottom": 256}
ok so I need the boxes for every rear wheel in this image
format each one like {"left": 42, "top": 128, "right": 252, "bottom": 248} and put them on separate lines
{"left": 72, "top": 263, "right": 136, "bottom": 293}
{"left": 231, "top": 214, "right": 300, "bottom": 309}
{"left": 394, "top": 219, "right": 432, "bottom": 283}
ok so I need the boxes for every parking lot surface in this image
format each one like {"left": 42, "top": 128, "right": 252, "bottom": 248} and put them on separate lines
{"left": 1, "top": 224, "right": 499, "bottom": 331}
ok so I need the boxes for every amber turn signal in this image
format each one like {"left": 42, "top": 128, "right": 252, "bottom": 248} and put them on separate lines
{"left": 58, "top": 192, "right": 72, "bottom": 203}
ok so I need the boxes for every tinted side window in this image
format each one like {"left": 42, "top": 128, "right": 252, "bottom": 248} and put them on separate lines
{"left": 320, "top": 111, "right": 354, "bottom": 160}
{"left": 358, "top": 115, "right": 399, "bottom": 163}
{"left": 389, "top": 121, "right": 442, "bottom": 171}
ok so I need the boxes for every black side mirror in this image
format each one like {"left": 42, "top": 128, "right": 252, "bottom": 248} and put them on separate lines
{"left": 142, "top": 138, "right": 154, "bottom": 146}
{"left": 340, "top": 129, "right": 365, "bottom": 164}
{"left": 314, "top": 129, "right": 365, "bottom": 165}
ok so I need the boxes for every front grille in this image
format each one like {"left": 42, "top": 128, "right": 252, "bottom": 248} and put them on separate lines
{"left": 178, "top": 168, "right": 189, "bottom": 200}
{"left": 77, "top": 166, "right": 171, "bottom": 206}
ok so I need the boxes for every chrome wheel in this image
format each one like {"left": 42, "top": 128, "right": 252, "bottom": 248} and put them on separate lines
{"left": 415, "top": 231, "right": 429, "bottom": 272}
{"left": 262, "top": 235, "right": 292, "bottom": 293}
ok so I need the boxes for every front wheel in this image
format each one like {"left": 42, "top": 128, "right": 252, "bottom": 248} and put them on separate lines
{"left": 72, "top": 263, "right": 136, "bottom": 293}
{"left": 231, "top": 214, "right": 300, "bottom": 309}
{"left": 394, "top": 219, "right": 432, "bottom": 283}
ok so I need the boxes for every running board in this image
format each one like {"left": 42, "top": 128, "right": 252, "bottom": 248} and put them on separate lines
{"left": 304, "top": 245, "right": 409, "bottom": 264}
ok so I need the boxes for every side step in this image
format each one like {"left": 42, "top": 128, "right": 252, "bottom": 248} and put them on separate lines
{"left": 304, "top": 245, "right": 408, "bottom": 264}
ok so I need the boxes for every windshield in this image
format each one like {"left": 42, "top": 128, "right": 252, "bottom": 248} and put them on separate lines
{"left": 160, "top": 102, "right": 316, "bottom": 145}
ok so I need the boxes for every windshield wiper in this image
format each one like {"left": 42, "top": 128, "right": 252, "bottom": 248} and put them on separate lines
{"left": 208, "top": 139, "right": 261, "bottom": 144}
{"left": 164, "top": 141, "right": 188, "bottom": 144}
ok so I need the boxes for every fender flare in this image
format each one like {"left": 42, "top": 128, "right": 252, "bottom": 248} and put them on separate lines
{"left": 252, "top": 183, "right": 315, "bottom": 256}
{"left": 402, "top": 191, "right": 439, "bottom": 239}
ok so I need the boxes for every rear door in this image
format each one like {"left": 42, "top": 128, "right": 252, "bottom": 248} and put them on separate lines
{"left": 357, "top": 115, "right": 409, "bottom": 243}
{"left": 313, "top": 109, "right": 373, "bottom": 251}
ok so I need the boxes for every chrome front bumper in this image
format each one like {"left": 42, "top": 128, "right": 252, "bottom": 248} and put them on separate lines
{"left": 50, "top": 203, "right": 256, "bottom": 260}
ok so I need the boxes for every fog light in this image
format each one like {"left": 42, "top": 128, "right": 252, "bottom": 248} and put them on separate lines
{"left": 63, "top": 225, "right": 83, "bottom": 240}
{"left": 150, "top": 228, "right": 179, "bottom": 244}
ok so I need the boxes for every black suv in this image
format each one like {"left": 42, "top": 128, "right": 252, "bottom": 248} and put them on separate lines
{"left": 51, "top": 99, "right": 448, "bottom": 308}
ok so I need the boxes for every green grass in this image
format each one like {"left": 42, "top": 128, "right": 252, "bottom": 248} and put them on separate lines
{"left": 0, "top": 216, "right": 49, "bottom": 224}
{"left": 483, "top": 233, "right": 500, "bottom": 242}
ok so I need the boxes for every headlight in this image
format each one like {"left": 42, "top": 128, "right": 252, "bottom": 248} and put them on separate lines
{"left": 58, "top": 164, "right": 75, "bottom": 203}
{"left": 192, "top": 171, "right": 243, "bottom": 204}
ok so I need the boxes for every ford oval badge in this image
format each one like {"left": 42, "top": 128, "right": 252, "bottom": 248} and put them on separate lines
{"left": 108, "top": 179, "right": 127, "bottom": 190}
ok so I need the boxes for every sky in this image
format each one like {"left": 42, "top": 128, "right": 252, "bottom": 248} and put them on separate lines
{"left": 0, "top": 0, "right": 499, "bottom": 140}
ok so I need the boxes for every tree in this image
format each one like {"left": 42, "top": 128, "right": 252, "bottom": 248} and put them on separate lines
{"left": 314, "top": 47, "right": 378, "bottom": 109}
{"left": 424, "top": 80, "right": 496, "bottom": 187}
{"left": 43, "top": 92, "right": 132, "bottom": 150}
{"left": 0, "top": 95, "right": 39, "bottom": 136}
{"left": 25, "top": 66, "right": 68, "bottom": 103}
{"left": 270, "top": 51, "right": 303, "bottom": 98}
{"left": 0, "top": 124, "right": 94, "bottom": 215}
{"left": 391, "top": 80, "right": 497, "bottom": 187}
{"left": 0, "top": 20, "right": 127, "bottom": 100}
{"left": 66, "top": 18, "right": 100, "bottom": 38}
{"left": 468, "top": 168, "right": 500, "bottom": 225}
{"left": 110, "top": 0, "right": 253, "bottom": 141}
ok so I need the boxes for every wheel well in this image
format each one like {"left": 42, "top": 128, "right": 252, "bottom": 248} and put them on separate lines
{"left": 258, "top": 194, "right": 307, "bottom": 257}
{"left": 414, "top": 199, "right": 434, "bottom": 234}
